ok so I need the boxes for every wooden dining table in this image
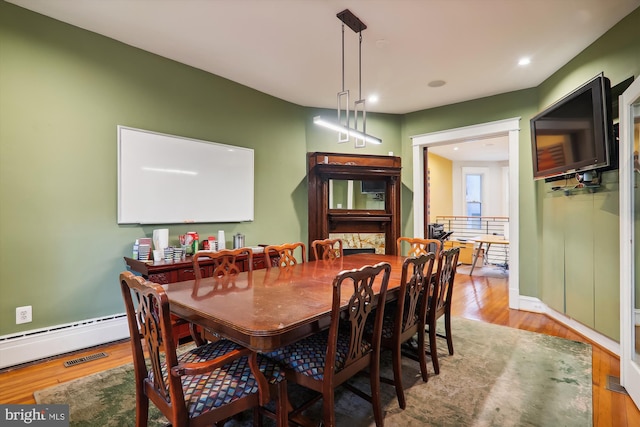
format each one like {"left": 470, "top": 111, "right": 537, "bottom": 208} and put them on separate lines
{"left": 163, "top": 253, "right": 407, "bottom": 352}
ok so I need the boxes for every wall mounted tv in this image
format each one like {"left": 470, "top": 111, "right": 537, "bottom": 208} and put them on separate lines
{"left": 530, "top": 73, "right": 614, "bottom": 181}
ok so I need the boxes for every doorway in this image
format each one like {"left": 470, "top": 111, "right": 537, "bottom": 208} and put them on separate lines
{"left": 411, "top": 117, "right": 520, "bottom": 309}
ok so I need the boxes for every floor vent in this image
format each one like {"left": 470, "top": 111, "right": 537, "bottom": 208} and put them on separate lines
{"left": 63, "top": 351, "right": 108, "bottom": 368}
{"left": 606, "top": 375, "right": 628, "bottom": 395}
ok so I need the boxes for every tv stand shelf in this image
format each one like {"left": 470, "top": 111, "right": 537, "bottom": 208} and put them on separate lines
{"left": 549, "top": 184, "right": 600, "bottom": 196}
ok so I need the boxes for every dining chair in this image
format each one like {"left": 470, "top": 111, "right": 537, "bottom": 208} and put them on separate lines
{"left": 264, "top": 242, "right": 306, "bottom": 268}
{"left": 119, "top": 271, "right": 288, "bottom": 427}
{"left": 192, "top": 247, "right": 254, "bottom": 280}
{"left": 377, "top": 253, "right": 436, "bottom": 409}
{"left": 190, "top": 248, "right": 254, "bottom": 345}
{"left": 311, "top": 238, "right": 343, "bottom": 261}
{"left": 265, "top": 262, "right": 391, "bottom": 427}
{"left": 426, "top": 246, "right": 460, "bottom": 374}
{"left": 396, "top": 236, "right": 443, "bottom": 258}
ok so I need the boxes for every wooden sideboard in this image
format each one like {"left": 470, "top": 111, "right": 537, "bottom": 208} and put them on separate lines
{"left": 123, "top": 251, "right": 267, "bottom": 284}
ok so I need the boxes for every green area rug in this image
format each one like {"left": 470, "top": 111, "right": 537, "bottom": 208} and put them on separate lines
{"left": 34, "top": 318, "right": 592, "bottom": 426}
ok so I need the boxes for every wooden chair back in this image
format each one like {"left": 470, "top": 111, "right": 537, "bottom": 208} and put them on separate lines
{"left": 431, "top": 247, "right": 460, "bottom": 318}
{"left": 397, "top": 236, "right": 443, "bottom": 258}
{"left": 329, "top": 262, "right": 390, "bottom": 371}
{"left": 192, "top": 247, "right": 253, "bottom": 280}
{"left": 382, "top": 253, "right": 436, "bottom": 408}
{"left": 266, "top": 262, "right": 391, "bottom": 427}
{"left": 397, "top": 253, "right": 437, "bottom": 340}
{"left": 324, "top": 262, "right": 391, "bottom": 425}
{"left": 264, "top": 242, "right": 306, "bottom": 268}
{"left": 311, "top": 238, "right": 343, "bottom": 261}
{"left": 119, "top": 271, "right": 271, "bottom": 426}
{"left": 426, "top": 246, "right": 460, "bottom": 374}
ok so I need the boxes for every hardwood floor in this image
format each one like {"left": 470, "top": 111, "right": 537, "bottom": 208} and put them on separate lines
{"left": 1, "top": 265, "right": 638, "bottom": 426}
{"left": 452, "top": 265, "right": 640, "bottom": 427}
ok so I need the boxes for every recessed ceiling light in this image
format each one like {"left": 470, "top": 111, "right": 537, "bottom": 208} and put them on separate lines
{"left": 453, "top": 147, "right": 459, "bottom": 151}
{"left": 368, "top": 94, "right": 379, "bottom": 103}
{"left": 518, "top": 57, "right": 531, "bottom": 66}
{"left": 428, "top": 80, "right": 446, "bottom": 88}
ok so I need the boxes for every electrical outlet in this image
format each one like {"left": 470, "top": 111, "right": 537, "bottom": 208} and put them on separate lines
{"left": 16, "top": 305, "right": 32, "bottom": 324}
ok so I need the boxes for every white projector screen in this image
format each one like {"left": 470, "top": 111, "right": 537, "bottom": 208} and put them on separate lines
{"left": 117, "top": 126, "right": 254, "bottom": 224}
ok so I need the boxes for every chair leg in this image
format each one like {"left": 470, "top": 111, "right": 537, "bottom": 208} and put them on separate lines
{"left": 445, "top": 312, "right": 454, "bottom": 355}
{"left": 136, "top": 393, "right": 149, "bottom": 427}
{"left": 275, "top": 380, "right": 289, "bottom": 427}
{"left": 370, "top": 355, "right": 385, "bottom": 426}
{"left": 428, "top": 322, "right": 440, "bottom": 375}
{"left": 416, "top": 328, "right": 429, "bottom": 382}
{"left": 322, "top": 389, "right": 336, "bottom": 427}
{"left": 391, "top": 342, "right": 406, "bottom": 409}
{"left": 253, "top": 407, "right": 262, "bottom": 427}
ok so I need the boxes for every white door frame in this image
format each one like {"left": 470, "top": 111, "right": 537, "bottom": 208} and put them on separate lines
{"left": 619, "top": 76, "right": 640, "bottom": 409}
{"left": 412, "top": 117, "right": 521, "bottom": 309}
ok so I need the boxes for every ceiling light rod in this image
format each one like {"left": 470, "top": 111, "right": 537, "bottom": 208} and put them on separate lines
{"left": 313, "top": 116, "right": 381, "bottom": 145}
{"left": 315, "top": 9, "right": 382, "bottom": 147}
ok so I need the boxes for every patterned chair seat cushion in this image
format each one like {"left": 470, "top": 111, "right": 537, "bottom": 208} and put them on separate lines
{"left": 265, "top": 328, "right": 371, "bottom": 381}
{"left": 365, "top": 305, "right": 420, "bottom": 340}
{"left": 150, "top": 339, "right": 284, "bottom": 418}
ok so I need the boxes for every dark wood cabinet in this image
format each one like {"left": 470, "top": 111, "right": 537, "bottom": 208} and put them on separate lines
{"left": 307, "top": 152, "right": 402, "bottom": 259}
{"left": 124, "top": 251, "right": 266, "bottom": 283}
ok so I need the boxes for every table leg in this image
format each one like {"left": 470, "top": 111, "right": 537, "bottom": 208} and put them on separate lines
{"left": 485, "top": 243, "right": 492, "bottom": 268}
{"left": 469, "top": 243, "right": 483, "bottom": 275}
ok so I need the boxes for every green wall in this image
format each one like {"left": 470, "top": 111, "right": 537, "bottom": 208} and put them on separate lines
{"left": 1, "top": 2, "right": 639, "bottom": 341}
{"left": 0, "top": 2, "right": 402, "bottom": 336}
{"left": 401, "top": 7, "right": 640, "bottom": 340}
{"left": 534, "top": 8, "right": 640, "bottom": 340}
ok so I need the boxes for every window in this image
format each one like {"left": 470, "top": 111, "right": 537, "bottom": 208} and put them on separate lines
{"left": 465, "top": 173, "right": 482, "bottom": 229}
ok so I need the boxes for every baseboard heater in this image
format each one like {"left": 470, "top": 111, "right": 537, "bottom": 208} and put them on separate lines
{"left": 0, "top": 314, "right": 130, "bottom": 369}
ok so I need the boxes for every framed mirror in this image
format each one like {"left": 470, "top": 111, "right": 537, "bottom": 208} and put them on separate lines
{"left": 329, "top": 179, "right": 386, "bottom": 210}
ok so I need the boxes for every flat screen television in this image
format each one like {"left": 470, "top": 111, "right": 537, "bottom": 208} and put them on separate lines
{"left": 530, "top": 74, "right": 614, "bottom": 181}
{"left": 361, "top": 180, "right": 386, "bottom": 194}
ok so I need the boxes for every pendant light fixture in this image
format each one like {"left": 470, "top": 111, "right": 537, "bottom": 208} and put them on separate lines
{"left": 314, "top": 9, "right": 381, "bottom": 147}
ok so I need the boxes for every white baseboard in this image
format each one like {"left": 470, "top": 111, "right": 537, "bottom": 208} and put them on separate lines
{"left": 0, "top": 314, "right": 130, "bottom": 369}
{"left": 519, "top": 296, "right": 620, "bottom": 356}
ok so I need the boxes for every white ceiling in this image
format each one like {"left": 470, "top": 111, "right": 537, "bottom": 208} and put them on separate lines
{"left": 7, "top": 0, "right": 640, "bottom": 116}
{"left": 7, "top": 0, "right": 639, "bottom": 161}
{"left": 428, "top": 136, "right": 510, "bottom": 162}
